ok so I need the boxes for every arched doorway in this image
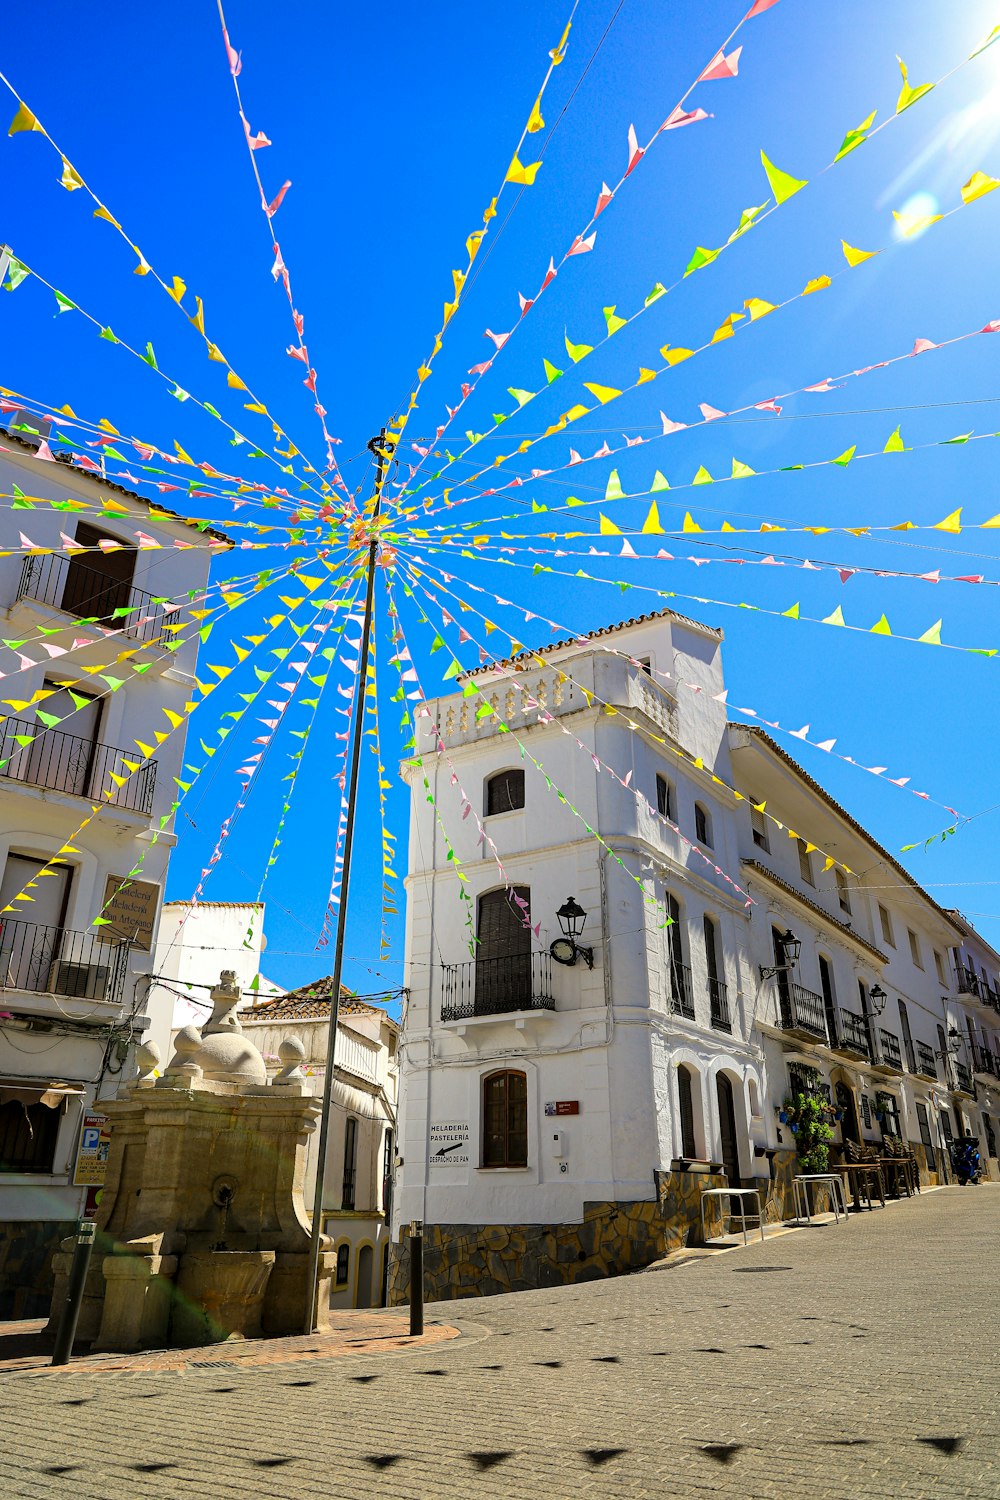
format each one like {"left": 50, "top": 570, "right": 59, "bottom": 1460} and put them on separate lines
{"left": 716, "top": 1073, "right": 740, "bottom": 1185}
{"left": 835, "top": 1081, "right": 860, "bottom": 1144}
{"left": 356, "top": 1244, "right": 374, "bottom": 1308}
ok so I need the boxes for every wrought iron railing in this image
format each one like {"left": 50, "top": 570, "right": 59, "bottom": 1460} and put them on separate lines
{"left": 441, "top": 950, "right": 555, "bottom": 1022}
{"left": 956, "top": 963, "right": 980, "bottom": 997}
{"left": 954, "top": 1062, "right": 976, "bottom": 1096}
{"left": 708, "top": 976, "right": 731, "bottom": 1032}
{"left": 914, "top": 1042, "right": 937, "bottom": 1078}
{"left": 780, "top": 983, "right": 827, "bottom": 1040}
{"left": 972, "top": 1046, "right": 998, "bottom": 1078}
{"left": 17, "top": 553, "right": 168, "bottom": 646}
{"left": 836, "top": 1007, "right": 870, "bottom": 1057}
{"left": 0, "top": 714, "right": 156, "bottom": 815}
{"left": 669, "top": 959, "right": 695, "bottom": 1019}
{"left": 877, "top": 1029, "right": 903, "bottom": 1071}
{"left": 0, "top": 917, "right": 129, "bottom": 1006}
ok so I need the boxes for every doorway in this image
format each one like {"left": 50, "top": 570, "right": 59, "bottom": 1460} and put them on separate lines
{"left": 356, "top": 1244, "right": 374, "bottom": 1308}
{"left": 0, "top": 854, "right": 71, "bottom": 992}
{"left": 835, "top": 1081, "right": 860, "bottom": 1144}
{"left": 24, "top": 684, "right": 101, "bottom": 798}
{"left": 716, "top": 1073, "right": 740, "bottom": 1185}
{"left": 62, "top": 523, "right": 136, "bottom": 627}
{"left": 475, "top": 886, "right": 531, "bottom": 1014}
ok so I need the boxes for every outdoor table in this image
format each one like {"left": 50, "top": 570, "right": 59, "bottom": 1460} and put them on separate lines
{"left": 699, "top": 1186, "right": 765, "bottom": 1247}
{"left": 793, "top": 1172, "right": 849, "bottom": 1225}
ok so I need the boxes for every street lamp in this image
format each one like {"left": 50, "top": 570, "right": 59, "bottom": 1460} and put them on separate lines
{"left": 550, "top": 896, "right": 594, "bottom": 970}
{"left": 759, "top": 929, "right": 800, "bottom": 982}
{"left": 869, "top": 982, "right": 888, "bottom": 1017}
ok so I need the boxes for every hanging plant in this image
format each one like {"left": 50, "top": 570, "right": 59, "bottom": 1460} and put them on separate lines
{"left": 781, "top": 1069, "right": 835, "bottom": 1174}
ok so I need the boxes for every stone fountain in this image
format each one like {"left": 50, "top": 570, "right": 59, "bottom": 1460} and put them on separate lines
{"left": 48, "top": 972, "right": 335, "bottom": 1350}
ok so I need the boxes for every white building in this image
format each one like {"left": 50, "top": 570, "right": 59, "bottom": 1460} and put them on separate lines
{"left": 393, "top": 608, "right": 999, "bottom": 1302}
{"left": 0, "top": 422, "right": 227, "bottom": 1315}
{"left": 728, "top": 725, "right": 985, "bottom": 1187}
{"left": 241, "top": 982, "right": 399, "bottom": 1308}
{"left": 943, "top": 910, "right": 1000, "bottom": 1160}
{"left": 147, "top": 899, "right": 283, "bottom": 1055}
{"left": 393, "top": 610, "right": 765, "bottom": 1298}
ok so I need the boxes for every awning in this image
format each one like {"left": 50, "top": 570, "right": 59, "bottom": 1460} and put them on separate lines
{"left": 0, "top": 1079, "right": 87, "bottom": 1109}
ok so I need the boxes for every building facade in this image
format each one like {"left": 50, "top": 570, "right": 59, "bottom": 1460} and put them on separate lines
{"left": 242, "top": 982, "right": 399, "bottom": 1308}
{"left": 392, "top": 609, "right": 998, "bottom": 1303}
{"left": 0, "top": 424, "right": 227, "bottom": 1315}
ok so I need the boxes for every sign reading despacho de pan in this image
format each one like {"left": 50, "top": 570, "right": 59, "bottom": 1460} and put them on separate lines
{"left": 101, "top": 876, "right": 160, "bottom": 951}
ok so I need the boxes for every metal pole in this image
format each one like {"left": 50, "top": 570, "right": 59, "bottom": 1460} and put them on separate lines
{"left": 303, "top": 429, "right": 391, "bottom": 1333}
{"left": 409, "top": 1218, "right": 424, "bottom": 1337}
{"left": 51, "top": 1219, "right": 96, "bottom": 1366}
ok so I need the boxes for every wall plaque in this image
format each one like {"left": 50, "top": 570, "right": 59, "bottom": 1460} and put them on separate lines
{"left": 101, "top": 875, "right": 160, "bottom": 951}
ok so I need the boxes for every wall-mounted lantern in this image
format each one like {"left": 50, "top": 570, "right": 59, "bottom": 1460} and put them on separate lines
{"left": 759, "top": 929, "right": 800, "bottom": 982}
{"left": 550, "top": 896, "right": 594, "bottom": 970}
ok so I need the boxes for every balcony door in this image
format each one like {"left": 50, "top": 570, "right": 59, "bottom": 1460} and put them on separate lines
{"left": 716, "top": 1073, "right": 740, "bottom": 1185}
{"left": 475, "top": 887, "right": 531, "bottom": 1015}
{"left": 0, "top": 854, "right": 71, "bottom": 993}
{"left": 23, "top": 684, "right": 101, "bottom": 798}
{"left": 61, "top": 522, "right": 136, "bottom": 628}
{"left": 818, "top": 955, "right": 838, "bottom": 1047}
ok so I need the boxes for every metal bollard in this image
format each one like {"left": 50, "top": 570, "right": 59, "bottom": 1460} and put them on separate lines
{"left": 409, "top": 1218, "right": 424, "bottom": 1337}
{"left": 51, "top": 1219, "right": 96, "bottom": 1367}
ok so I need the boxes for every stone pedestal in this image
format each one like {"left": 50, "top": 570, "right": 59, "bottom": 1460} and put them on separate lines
{"left": 47, "top": 973, "right": 333, "bottom": 1352}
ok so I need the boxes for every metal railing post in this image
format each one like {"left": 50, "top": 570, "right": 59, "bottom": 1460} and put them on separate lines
{"left": 51, "top": 1219, "right": 96, "bottom": 1366}
{"left": 409, "top": 1218, "right": 424, "bottom": 1337}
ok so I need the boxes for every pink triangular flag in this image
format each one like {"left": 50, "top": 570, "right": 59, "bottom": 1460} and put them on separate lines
{"left": 911, "top": 338, "right": 937, "bottom": 355}
{"left": 265, "top": 180, "right": 292, "bottom": 218}
{"left": 699, "top": 45, "right": 742, "bottom": 81}
{"left": 699, "top": 403, "right": 727, "bottom": 421}
{"left": 567, "top": 231, "right": 596, "bottom": 256}
{"left": 594, "top": 181, "right": 613, "bottom": 216}
{"left": 625, "top": 123, "right": 644, "bottom": 176}
{"left": 661, "top": 105, "right": 709, "bottom": 131}
{"left": 660, "top": 412, "right": 687, "bottom": 434}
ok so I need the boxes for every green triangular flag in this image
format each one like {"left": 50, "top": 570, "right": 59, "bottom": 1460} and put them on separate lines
{"left": 760, "top": 149, "right": 807, "bottom": 204}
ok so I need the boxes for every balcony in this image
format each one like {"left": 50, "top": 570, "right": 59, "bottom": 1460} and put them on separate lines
{"left": 0, "top": 917, "right": 129, "bottom": 1008}
{"left": 829, "top": 1007, "right": 870, "bottom": 1060}
{"left": 956, "top": 963, "right": 980, "bottom": 997}
{"left": 708, "top": 976, "right": 732, "bottom": 1033}
{"left": 441, "top": 951, "right": 555, "bottom": 1022}
{"left": 669, "top": 960, "right": 695, "bottom": 1020}
{"left": 873, "top": 1029, "right": 904, "bottom": 1074}
{"left": 953, "top": 1062, "right": 976, "bottom": 1098}
{"left": 17, "top": 553, "right": 168, "bottom": 647}
{"left": 779, "top": 983, "right": 828, "bottom": 1043}
{"left": 0, "top": 715, "right": 156, "bottom": 816}
{"left": 914, "top": 1041, "right": 937, "bottom": 1080}
{"left": 972, "top": 1046, "right": 998, "bottom": 1081}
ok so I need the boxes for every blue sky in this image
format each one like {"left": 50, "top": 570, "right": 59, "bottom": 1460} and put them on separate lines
{"left": 3, "top": 0, "right": 1000, "bottom": 995}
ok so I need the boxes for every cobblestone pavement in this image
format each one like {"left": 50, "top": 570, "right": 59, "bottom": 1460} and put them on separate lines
{"left": 5, "top": 1187, "right": 998, "bottom": 1500}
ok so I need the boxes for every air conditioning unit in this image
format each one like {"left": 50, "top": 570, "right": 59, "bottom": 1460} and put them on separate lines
{"left": 49, "top": 961, "right": 110, "bottom": 1001}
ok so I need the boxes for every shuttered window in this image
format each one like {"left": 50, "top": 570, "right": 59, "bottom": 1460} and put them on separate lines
{"left": 482, "top": 1070, "right": 528, "bottom": 1167}
{"left": 486, "top": 769, "right": 525, "bottom": 815}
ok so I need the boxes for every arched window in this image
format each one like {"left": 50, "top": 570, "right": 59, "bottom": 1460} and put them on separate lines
{"left": 336, "top": 1243, "right": 350, "bottom": 1285}
{"left": 486, "top": 768, "right": 525, "bottom": 815}
{"left": 476, "top": 887, "right": 531, "bottom": 1014}
{"left": 694, "top": 802, "right": 712, "bottom": 848}
{"left": 677, "top": 1065, "right": 696, "bottom": 1159}
{"left": 482, "top": 1069, "right": 528, "bottom": 1167}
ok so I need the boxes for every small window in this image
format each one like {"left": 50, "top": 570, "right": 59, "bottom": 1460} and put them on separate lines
{"left": 486, "top": 768, "right": 525, "bottom": 815}
{"left": 0, "top": 1098, "right": 61, "bottom": 1174}
{"left": 796, "top": 839, "right": 815, "bottom": 887}
{"left": 336, "top": 1244, "right": 350, "bottom": 1285}
{"left": 482, "top": 1069, "right": 528, "bottom": 1168}
{"left": 835, "top": 869, "right": 851, "bottom": 914}
{"left": 656, "top": 774, "right": 674, "bottom": 821}
{"left": 637, "top": 656, "right": 653, "bottom": 676}
{"left": 915, "top": 1102, "right": 934, "bottom": 1152}
{"left": 878, "top": 904, "right": 894, "bottom": 947}
{"left": 750, "top": 799, "right": 769, "bottom": 851}
{"left": 933, "top": 949, "right": 946, "bottom": 985}
{"left": 694, "top": 802, "right": 712, "bottom": 848}
{"left": 908, "top": 929, "right": 923, "bottom": 969}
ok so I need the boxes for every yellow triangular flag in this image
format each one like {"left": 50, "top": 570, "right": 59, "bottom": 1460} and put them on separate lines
{"left": 962, "top": 170, "right": 1000, "bottom": 205}
{"left": 682, "top": 512, "right": 702, "bottom": 533}
{"left": 167, "top": 275, "right": 187, "bottom": 305}
{"left": 505, "top": 153, "right": 542, "bottom": 186}
{"left": 60, "top": 158, "right": 83, "bottom": 191}
{"left": 841, "top": 240, "right": 879, "bottom": 267}
{"left": 823, "top": 605, "right": 846, "bottom": 627}
{"left": 870, "top": 614, "right": 892, "bottom": 636}
{"left": 934, "top": 508, "right": 962, "bottom": 533}
{"left": 642, "top": 502, "right": 664, "bottom": 534}
{"left": 918, "top": 620, "right": 942, "bottom": 645}
{"left": 599, "top": 514, "right": 622, "bottom": 535}
{"left": 8, "top": 102, "right": 42, "bottom": 135}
